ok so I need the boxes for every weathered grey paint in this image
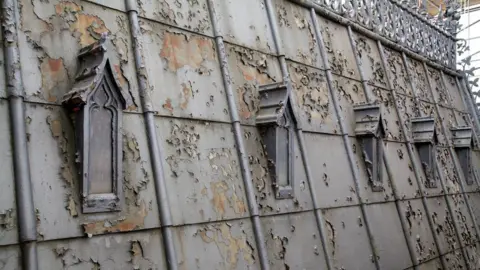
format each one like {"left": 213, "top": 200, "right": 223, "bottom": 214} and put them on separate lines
{"left": 1, "top": 0, "right": 480, "bottom": 269}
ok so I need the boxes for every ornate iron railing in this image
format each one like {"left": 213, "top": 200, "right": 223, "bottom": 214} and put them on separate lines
{"left": 308, "top": 0, "right": 461, "bottom": 68}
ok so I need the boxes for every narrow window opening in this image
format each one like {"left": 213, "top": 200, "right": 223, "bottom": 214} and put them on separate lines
{"left": 451, "top": 127, "right": 474, "bottom": 185}
{"left": 411, "top": 117, "right": 438, "bottom": 188}
{"left": 62, "top": 36, "right": 128, "bottom": 213}
{"left": 354, "top": 104, "right": 385, "bottom": 192}
{"left": 257, "top": 82, "right": 297, "bottom": 199}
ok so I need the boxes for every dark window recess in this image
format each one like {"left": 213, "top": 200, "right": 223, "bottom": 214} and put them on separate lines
{"left": 451, "top": 127, "right": 474, "bottom": 185}
{"left": 411, "top": 117, "right": 438, "bottom": 188}
{"left": 353, "top": 104, "right": 385, "bottom": 192}
{"left": 62, "top": 35, "right": 130, "bottom": 213}
{"left": 257, "top": 82, "right": 296, "bottom": 199}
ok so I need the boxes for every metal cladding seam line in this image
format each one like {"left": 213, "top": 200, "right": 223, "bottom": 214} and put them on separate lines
{"left": 206, "top": 0, "right": 270, "bottom": 269}
{"left": 125, "top": 0, "right": 178, "bottom": 269}
{"left": 286, "top": 0, "right": 461, "bottom": 77}
{"left": 379, "top": 39, "right": 465, "bottom": 267}
{"left": 399, "top": 51, "right": 448, "bottom": 269}
{"left": 439, "top": 70, "right": 480, "bottom": 243}
{"left": 1, "top": 0, "right": 38, "bottom": 269}
{"left": 310, "top": 7, "right": 397, "bottom": 270}
{"left": 262, "top": 1, "right": 333, "bottom": 268}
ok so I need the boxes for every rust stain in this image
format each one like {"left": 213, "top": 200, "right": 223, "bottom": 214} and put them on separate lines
{"left": 83, "top": 202, "right": 147, "bottom": 236}
{"left": 196, "top": 223, "right": 255, "bottom": 267}
{"left": 40, "top": 57, "right": 68, "bottom": 103}
{"left": 180, "top": 82, "right": 193, "bottom": 110}
{"left": 160, "top": 31, "right": 215, "bottom": 72}
{"left": 163, "top": 98, "right": 174, "bottom": 113}
{"left": 55, "top": 1, "right": 109, "bottom": 46}
{"left": 114, "top": 64, "right": 127, "bottom": 87}
{"left": 211, "top": 181, "right": 228, "bottom": 217}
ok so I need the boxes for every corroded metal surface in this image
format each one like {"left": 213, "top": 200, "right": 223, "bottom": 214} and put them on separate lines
{"left": 1, "top": 0, "right": 480, "bottom": 269}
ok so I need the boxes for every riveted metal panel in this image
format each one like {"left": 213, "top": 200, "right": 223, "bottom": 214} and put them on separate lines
{"left": 425, "top": 196, "right": 460, "bottom": 255}
{"left": 0, "top": 245, "right": 20, "bottom": 269}
{"left": 383, "top": 48, "right": 413, "bottom": 97}
{"left": 19, "top": 0, "right": 141, "bottom": 112}
{"left": 225, "top": 43, "right": 282, "bottom": 125}
{"left": 288, "top": 62, "right": 339, "bottom": 134}
{"left": 303, "top": 133, "right": 359, "bottom": 208}
{"left": 157, "top": 118, "right": 249, "bottom": 225}
{"left": 443, "top": 74, "right": 467, "bottom": 112}
{"left": 141, "top": 20, "right": 230, "bottom": 122}
{"left": 426, "top": 67, "right": 452, "bottom": 107}
{"left": 420, "top": 101, "right": 448, "bottom": 146}
{"left": 26, "top": 104, "right": 160, "bottom": 240}
{"left": 136, "top": 0, "right": 213, "bottom": 36}
{"left": 398, "top": 199, "right": 439, "bottom": 264}
{"left": 352, "top": 138, "right": 395, "bottom": 204}
{"left": 351, "top": 33, "right": 388, "bottom": 89}
{"left": 37, "top": 230, "right": 166, "bottom": 269}
{"left": 405, "top": 57, "right": 434, "bottom": 103}
{"left": 173, "top": 220, "right": 260, "bottom": 270}
{"left": 371, "top": 87, "right": 403, "bottom": 141}
{"left": 315, "top": 16, "right": 360, "bottom": 80}
{"left": 241, "top": 126, "right": 313, "bottom": 216}
{"left": 0, "top": 101, "right": 17, "bottom": 246}
{"left": 443, "top": 249, "right": 467, "bottom": 269}
{"left": 447, "top": 194, "right": 477, "bottom": 248}
{"left": 322, "top": 206, "right": 376, "bottom": 270}
{"left": 213, "top": 0, "right": 275, "bottom": 53}
{"left": 261, "top": 212, "right": 327, "bottom": 269}
{"left": 365, "top": 202, "right": 413, "bottom": 269}
{"left": 331, "top": 75, "right": 366, "bottom": 136}
{"left": 383, "top": 142, "right": 421, "bottom": 200}
{"left": 273, "top": 0, "right": 322, "bottom": 68}
{"left": 395, "top": 93, "right": 418, "bottom": 142}
{"left": 436, "top": 147, "right": 462, "bottom": 195}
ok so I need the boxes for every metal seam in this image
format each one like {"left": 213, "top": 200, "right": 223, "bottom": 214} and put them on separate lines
{"left": 262, "top": 1, "right": 332, "bottom": 268}
{"left": 206, "top": 0, "right": 270, "bottom": 269}
{"left": 437, "top": 69, "right": 480, "bottom": 244}
{"left": 124, "top": 0, "right": 178, "bottom": 268}
{"left": 399, "top": 51, "right": 449, "bottom": 268}
{"left": 1, "top": 0, "right": 38, "bottom": 269}
{"left": 454, "top": 76, "right": 480, "bottom": 147}
{"left": 377, "top": 40, "right": 458, "bottom": 268}
{"left": 286, "top": 0, "right": 461, "bottom": 77}
{"left": 422, "top": 62, "right": 480, "bottom": 255}
{"left": 346, "top": 24, "right": 394, "bottom": 270}
{"left": 313, "top": 9, "right": 392, "bottom": 269}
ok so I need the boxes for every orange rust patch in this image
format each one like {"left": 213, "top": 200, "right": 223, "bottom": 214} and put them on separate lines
{"left": 160, "top": 31, "right": 215, "bottom": 72}
{"left": 211, "top": 181, "right": 228, "bottom": 217}
{"left": 113, "top": 64, "right": 127, "bottom": 86}
{"left": 163, "top": 98, "right": 174, "bottom": 113}
{"left": 239, "top": 66, "right": 272, "bottom": 85}
{"left": 55, "top": 1, "right": 81, "bottom": 15}
{"left": 196, "top": 223, "right": 255, "bottom": 267}
{"left": 40, "top": 57, "right": 68, "bottom": 103}
{"left": 180, "top": 82, "right": 193, "bottom": 110}
{"left": 55, "top": 2, "right": 109, "bottom": 46}
{"left": 82, "top": 202, "right": 147, "bottom": 236}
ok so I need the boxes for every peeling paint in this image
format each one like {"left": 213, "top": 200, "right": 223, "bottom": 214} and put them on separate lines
{"left": 0, "top": 209, "right": 15, "bottom": 232}
{"left": 160, "top": 31, "right": 215, "bottom": 72}
{"left": 195, "top": 223, "right": 255, "bottom": 268}
{"left": 83, "top": 202, "right": 147, "bottom": 236}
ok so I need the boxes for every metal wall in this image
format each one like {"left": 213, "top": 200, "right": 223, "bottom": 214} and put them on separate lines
{"left": 0, "top": 0, "right": 479, "bottom": 269}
